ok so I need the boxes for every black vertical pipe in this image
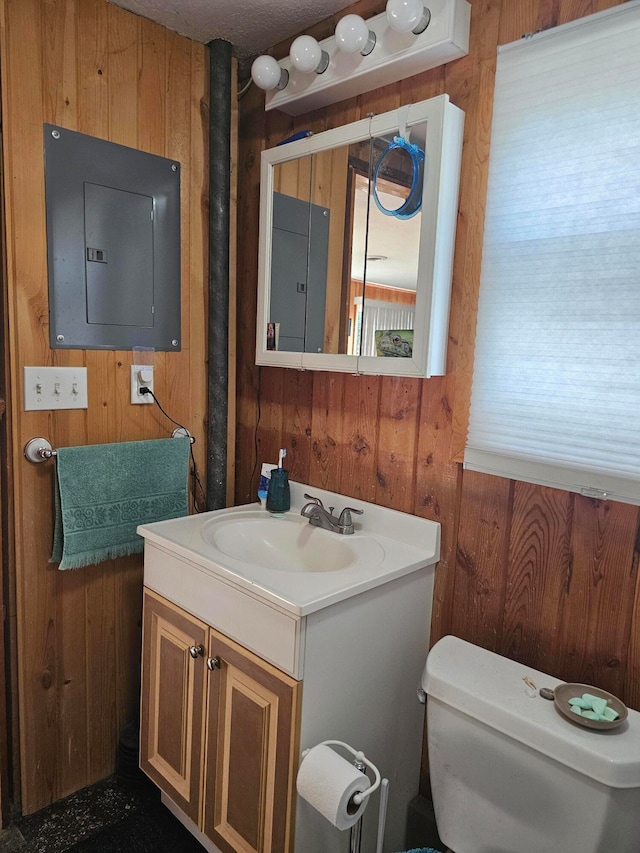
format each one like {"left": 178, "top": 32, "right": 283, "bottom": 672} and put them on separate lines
{"left": 207, "top": 39, "right": 232, "bottom": 510}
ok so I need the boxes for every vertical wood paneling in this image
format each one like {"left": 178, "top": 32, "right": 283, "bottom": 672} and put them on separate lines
{"left": 5, "top": 0, "right": 57, "bottom": 810}
{"left": 106, "top": 3, "right": 137, "bottom": 148}
{"left": 338, "top": 375, "right": 380, "bottom": 502}
{"left": 259, "top": 367, "right": 286, "bottom": 472}
{"left": 0, "top": 401, "right": 7, "bottom": 819}
{"left": 501, "top": 482, "right": 573, "bottom": 672}
{"left": 558, "top": 0, "right": 595, "bottom": 24}
{"left": 41, "top": 0, "right": 90, "bottom": 799}
{"left": 309, "top": 372, "right": 345, "bottom": 491}
{"left": 498, "top": 0, "right": 539, "bottom": 44}
{"left": 624, "top": 520, "right": 640, "bottom": 711}
{"left": 558, "top": 498, "right": 639, "bottom": 693}
{"left": 374, "top": 378, "right": 420, "bottom": 512}
{"left": 138, "top": 17, "right": 165, "bottom": 155}
{"left": 449, "top": 59, "right": 498, "bottom": 460}
{"left": 281, "top": 370, "right": 314, "bottom": 485}
{"left": 1, "top": 0, "right": 208, "bottom": 812}
{"left": 415, "top": 378, "right": 461, "bottom": 647}
{"left": 114, "top": 557, "right": 145, "bottom": 732}
{"left": 450, "top": 469, "right": 512, "bottom": 650}
{"left": 75, "top": 0, "right": 118, "bottom": 789}
{"left": 42, "top": 0, "right": 77, "bottom": 127}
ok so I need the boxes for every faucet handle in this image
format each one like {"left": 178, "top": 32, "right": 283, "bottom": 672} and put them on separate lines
{"left": 303, "top": 493, "right": 325, "bottom": 509}
{"left": 338, "top": 506, "right": 364, "bottom": 528}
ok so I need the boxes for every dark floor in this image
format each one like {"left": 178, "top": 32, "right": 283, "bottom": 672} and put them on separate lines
{"left": 0, "top": 773, "right": 205, "bottom": 852}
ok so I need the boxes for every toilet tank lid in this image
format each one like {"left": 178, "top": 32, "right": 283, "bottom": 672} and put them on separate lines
{"left": 423, "top": 636, "right": 640, "bottom": 789}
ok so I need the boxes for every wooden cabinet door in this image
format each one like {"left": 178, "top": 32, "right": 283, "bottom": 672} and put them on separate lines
{"left": 140, "top": 590, "right": 208, "bottom": 824}
{"left": 203, "top": 628, "right": 300, "bottom": 853}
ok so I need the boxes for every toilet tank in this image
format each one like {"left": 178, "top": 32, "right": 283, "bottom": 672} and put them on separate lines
{"left": 423, "top": 636, "right": 640, "bottom": 853}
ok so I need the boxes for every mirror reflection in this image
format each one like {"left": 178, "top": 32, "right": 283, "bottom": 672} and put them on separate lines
{"left": 352, "top": 129, "right": 424, "bottom": 359}
{"left": 267, "top": 126, "right": 425, "bottom": 357}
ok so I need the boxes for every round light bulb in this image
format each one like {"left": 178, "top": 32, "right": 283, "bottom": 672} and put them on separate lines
{"left": 386, "top": 0, "right": 431, "bottom": 35}
{"left": 251, "top": 55, "right": 288, "bottom": 91}
{"left": 335, "top": 15, "right": 376, "bottom": 56}
{"left": 289, "top": 35, "right": 329, "bottom": 74}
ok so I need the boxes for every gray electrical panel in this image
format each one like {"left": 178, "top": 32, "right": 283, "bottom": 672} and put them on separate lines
{"left": 44, "top": 124, "right": 181, "bottom": 350}
{"left": 271, "top": 192, "right": 329, "bottom": 353}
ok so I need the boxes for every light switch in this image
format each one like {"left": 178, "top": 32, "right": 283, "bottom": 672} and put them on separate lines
{"left": 24, "top": 366, "right": 88, "bottom": 410}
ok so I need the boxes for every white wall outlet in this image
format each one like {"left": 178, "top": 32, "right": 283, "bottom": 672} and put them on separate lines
{"left": 24, "top": 366, "right": 88, "bottom": 411}
{"left": 131, "top": 364, "right": 154, "bottom": 404}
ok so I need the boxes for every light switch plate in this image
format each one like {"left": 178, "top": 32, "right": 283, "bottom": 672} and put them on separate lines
{"left": 24, "top": 366, "right": 88, "bottom": 410}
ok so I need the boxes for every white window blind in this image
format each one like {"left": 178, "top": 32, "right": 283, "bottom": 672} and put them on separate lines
{"left": 464, "top": 1, "right": 640, "bottom": 505}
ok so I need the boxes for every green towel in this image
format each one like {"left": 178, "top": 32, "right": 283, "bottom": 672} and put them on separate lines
{"left": 51, "top": 438, "right": 190, "bottom": 570}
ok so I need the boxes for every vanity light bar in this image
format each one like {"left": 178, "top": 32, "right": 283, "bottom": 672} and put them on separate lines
{"left": 263, "top": 0, "right": 470, "bottom": 116}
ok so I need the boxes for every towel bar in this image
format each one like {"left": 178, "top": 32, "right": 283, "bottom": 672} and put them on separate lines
{"left": 24, "top": 431, "right": 195, "bottom": 464}
{"left": 24, "top": 438, "right": 56, "bottom": 462}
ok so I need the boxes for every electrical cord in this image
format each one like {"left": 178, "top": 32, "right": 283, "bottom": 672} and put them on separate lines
{"left": 140, "top": 387, "right": 207, "bottom": 513}
{"left": 247, "top": 366, "right": 262, "bottom": 504}
{"left": 237, "top": 77, "right": 253, "bottom": 99}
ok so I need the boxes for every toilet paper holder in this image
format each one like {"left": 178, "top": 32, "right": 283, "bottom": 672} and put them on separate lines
{"left": 300, "top": 739, "right": 389, "bottom": 853}
{"left": 301, "top": 740, "right": 382, "bottom": 805}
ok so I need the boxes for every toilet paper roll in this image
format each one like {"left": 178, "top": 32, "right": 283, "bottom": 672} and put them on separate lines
{"left": 296, "top": 744, "right": 371, "bottom": 830}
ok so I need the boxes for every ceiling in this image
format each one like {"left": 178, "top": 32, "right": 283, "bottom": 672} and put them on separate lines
{"left": 108, "top": 0, "right": 356, "bottom": 58}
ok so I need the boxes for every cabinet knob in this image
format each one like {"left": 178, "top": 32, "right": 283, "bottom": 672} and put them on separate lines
{"left": 189, "top": 644, "right": 205, "bottom": 659}
{"left": 207, "top": 656, "right": 221, "bottom": 671}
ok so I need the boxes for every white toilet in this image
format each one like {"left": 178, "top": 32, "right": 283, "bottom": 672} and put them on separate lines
{"left": 422, "top": 635, "right": 640, "bottom": 853}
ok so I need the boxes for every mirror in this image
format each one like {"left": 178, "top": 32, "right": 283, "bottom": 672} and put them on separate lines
{"left": 256, "top": 95, "right": 465, "bottom": 377}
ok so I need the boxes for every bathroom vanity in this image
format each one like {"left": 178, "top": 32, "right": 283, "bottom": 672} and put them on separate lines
{"left": 137, "top": 482, "right": 440, "bottom": 853}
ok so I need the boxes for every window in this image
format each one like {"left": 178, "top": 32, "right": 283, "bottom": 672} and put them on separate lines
{"left": 464, "top": 1, "right": 640, "bottom": 505}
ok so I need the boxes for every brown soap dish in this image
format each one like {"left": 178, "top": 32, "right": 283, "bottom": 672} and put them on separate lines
{"left": 553, "top": 683, "right": 628, "bottom": 731}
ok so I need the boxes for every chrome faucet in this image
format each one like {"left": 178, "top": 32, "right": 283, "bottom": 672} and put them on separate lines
{"left": 300, "top": 493, "right": 364, "bottom": 535}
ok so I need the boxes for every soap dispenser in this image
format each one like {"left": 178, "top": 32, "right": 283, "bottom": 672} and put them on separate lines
{"left": 266, "top": 449, "right": 290, "bottom": 515}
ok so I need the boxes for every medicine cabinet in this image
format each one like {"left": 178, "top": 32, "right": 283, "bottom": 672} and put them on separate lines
{"left": 256, "top": 95, "right": 464, "bottom": 377}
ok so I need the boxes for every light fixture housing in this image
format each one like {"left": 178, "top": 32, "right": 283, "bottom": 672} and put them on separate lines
{"left": 289, "top": 35, "right": 330, "bottom": 74}
{"left": 335, "top": 14, "right": 376, "bottom": 56}
{"left": 262, "top": 0, "right": 470, "bottom": 116}
{"left": 386, "top": 0, "right": 431, "bottom": 35}
{"left": 251, "top": 55, "right": 289, "bottom": 91}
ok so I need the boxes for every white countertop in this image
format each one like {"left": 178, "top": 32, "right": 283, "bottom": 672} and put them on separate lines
{"left": 137, "top": 481, "right": 441, "bottom": 616}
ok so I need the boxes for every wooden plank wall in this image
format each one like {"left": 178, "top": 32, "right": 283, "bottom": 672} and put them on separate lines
{"left": 236, "top": 0, "right": 640, "bottom": 794}
{"left": 0, "top": 399, "right": 7, "bottom": 823}
{"left": 0, "top": 0, "right": 209, "bottom": 813}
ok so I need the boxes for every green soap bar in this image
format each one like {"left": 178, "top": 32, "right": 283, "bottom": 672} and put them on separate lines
{"left": 569, "top": 697, "right": 591, "bottom": 709}
{"left": 582, "top": 693, "right": 598, "bottom": 706}
{"left": 582, "top": 710, "right": 600, "bottom": 720}
{"left": 602, "top": 706, "right": 619, "bottom": 721}
{"left": 591, "top": 697, "right": 607, "bottom": 716}
{"left": 570, "top": 705, "right": 583, "bottom": 716}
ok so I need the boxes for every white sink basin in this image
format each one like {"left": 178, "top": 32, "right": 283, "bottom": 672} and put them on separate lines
{"left": 201, "top": 511, "right": 385, "bottom": 573}
{"left": 138, "top": 481, "right": 441, "bottom": 616}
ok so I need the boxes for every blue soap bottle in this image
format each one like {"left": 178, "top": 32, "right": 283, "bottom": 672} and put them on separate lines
{"left": 266, "top": 449, "right": 290, "bottom": 515}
